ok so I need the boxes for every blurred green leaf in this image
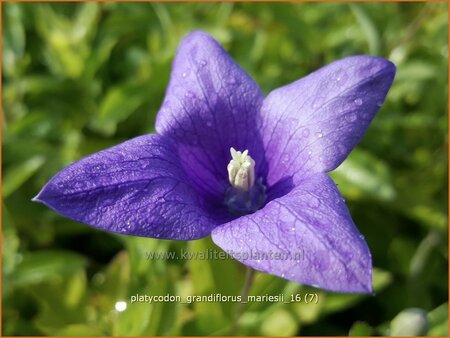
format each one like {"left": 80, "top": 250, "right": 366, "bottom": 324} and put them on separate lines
{"left": 320, "top": 268, "right": 392, "bottom": 316}
{"left": 331, "top": 149, "right": 395, "bottom": 201}
{"left": 390, "top": 308, "right": 428, "bottom": 336}
{"left": 349, "top": 321, "right": 374, "bottom": 336}
{"left": 349, "top": 3, "right": 380, "bottom": 54}
{"left": 54, "top": 324, "right": 105, "bottom": 336}
{"left": 90, "top": 81, "right": 150, "bottom": 136}
{"left": 3, "top": 3, "right": 27, "bottom": 78}
{"left": 187, "top": 237, "right": 245, "bottom": 333}
{"left": 3, "top": 155, "right": 45, "bottom": 198}
{"left": 2, "top": 203, "right": 19, "bottom": 278}
{"left": 260, "top": 308, "right": 298, "bottom": 336}
{"left": 32, "top": 270, "right": 89, "bottom": 335}
{"left": 13, "top": 250, "right": 87, "bottom": 288}
{"left": 427, "top": 303, "right": 448, "bottom": 336}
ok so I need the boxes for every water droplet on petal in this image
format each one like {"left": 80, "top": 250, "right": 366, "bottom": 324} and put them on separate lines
{"left": 337, "top": 143, "right": 347, "bottom": 155}
{"left": 185, "top": 91, "right": 195, "bottom": 99}
{"left": 182, "top": 68, "right": 190, "bottom": 78}
{"left": 345, "top": 112, "right": 357, "bottom": 123}
{"left": 282, "top": 154, "right": 291, "bottom": 163}
{"left": 376, "top": 100, "right": 383, "bottom": 107}
{"left": 226, "top": 76, "right": 239, "bottom": 85}
{"left": 197, "top": 59, "right": 207, "bottom": 67}
{"left": 210, "top": 93, "right": 219, "bottom": 105}
{"left": 354, "top": 98, "right": 363, "bottom": 106}
{"left": 335, "top": 69, "right": 348, "bottom": 84}
{"left": 308, "top": 196, "right": 320, "bottom": 208}
{"left": 361, "top": 112, "right": 371, "bottom": 120}
{"left": 316, "top": 131, "right": 323, "bottom": 138}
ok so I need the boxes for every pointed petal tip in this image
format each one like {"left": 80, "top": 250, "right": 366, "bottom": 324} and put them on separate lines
{"left": 31, "top": 190, "right": 44, "bottom": 203}
{"left": 180, "top": 30, "right": 217, "bottom": 47}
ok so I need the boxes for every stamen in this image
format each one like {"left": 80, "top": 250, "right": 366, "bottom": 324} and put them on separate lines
{"left": 227, "top": 147, "right": 255, "bottom": 192}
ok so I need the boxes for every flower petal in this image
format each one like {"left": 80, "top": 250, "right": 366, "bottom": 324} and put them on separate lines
{"left": 260, "top": 55, "right": 396, "bottom": 186}
{"left": 156, "top": 31, "right": 266, "bottom": 198}
{"left": 34, "top": 134, "right": 220, "bottom": 240}
{"left": 212, "top": 173, "right": 372, "bottom": 293}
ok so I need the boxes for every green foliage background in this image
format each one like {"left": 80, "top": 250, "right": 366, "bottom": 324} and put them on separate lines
{"left": 2, "top": 2, "right": 448, "bottom": 336}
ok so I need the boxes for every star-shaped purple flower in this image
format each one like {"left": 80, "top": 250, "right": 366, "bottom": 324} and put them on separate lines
{"left": 35, "top": 31, "right": 395, "bottom": 293}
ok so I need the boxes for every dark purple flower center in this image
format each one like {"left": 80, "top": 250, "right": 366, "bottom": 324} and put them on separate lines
{"left": 224, "top": 177, "right": 267, "bottom": 215}
{"left": 225, "top": 148, "right": 266, "bottom": 214}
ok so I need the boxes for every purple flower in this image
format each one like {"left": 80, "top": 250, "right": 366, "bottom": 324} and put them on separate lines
{"left": 34, "top": 31, "right": 395, "bottom": 293}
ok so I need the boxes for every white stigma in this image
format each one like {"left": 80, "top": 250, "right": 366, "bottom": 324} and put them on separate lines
{"left": 227, "top": 147, "right": 255, "bottom": 192}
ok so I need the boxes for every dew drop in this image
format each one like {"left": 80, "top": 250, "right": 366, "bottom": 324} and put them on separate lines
{"left": 226, "top": 76, "right": 239, "bottom": 85}
{"left": 335, "top": 69, "right": 347, "bottom": 84}
{"left": 337, "top": 143, "right": 347, "bottom": 155}
{"left": 291, "top": 227, "right": 296, "bottom": 232}
{"left": 197, "top": 59, "right": 207, "bottom": 67}
{"left": 185, "top": 91, "right": 195, "bottom": 99}
{"left": 282, "top": 154, "right": 291, "bottom": 163}
{"left": 345, "top": 112, "right": 357, "bottom": 123}
{"left": 281, "top": 273, "right": 285, "bottom": 278}
{"left": 210, "top": 93, "right": 219, "bottom": 105}
{"left": 376, "top": 100, "right": 383, "bottom": 107}
{"left": 308, "top": 196, "right": 320, "bottom": 208}
{"left": 316, "top": 131, "right": 323, "bottom": 138}
{"left": 361, "top": 112, "right": 371, "bottom": 120}
{"left": 182, "top": 69, "right": 190, "bottom": 78}
{"left": 354, "top": 98, "right": 363, "bottom": 106}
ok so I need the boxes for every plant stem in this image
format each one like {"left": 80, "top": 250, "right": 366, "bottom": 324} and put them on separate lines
{"left": 230, "top": 267, "right": 255, "bottom": 335}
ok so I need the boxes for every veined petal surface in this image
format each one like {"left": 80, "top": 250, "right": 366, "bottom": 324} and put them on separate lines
{"left": 261, "top": 56, "right": 396, "bottom": 186}
{"left": 212, "top": 173, "right": 372, "bottom": 293}
{"left": 156, "top": 31, "right": 266, "bottom": 199}
{"left": 34, "top": 134, "right": 220, "bottom": 240}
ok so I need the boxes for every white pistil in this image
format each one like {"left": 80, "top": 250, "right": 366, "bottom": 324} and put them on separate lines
{"left": 227, "top": 147, "right": 255, "bottom": 192}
